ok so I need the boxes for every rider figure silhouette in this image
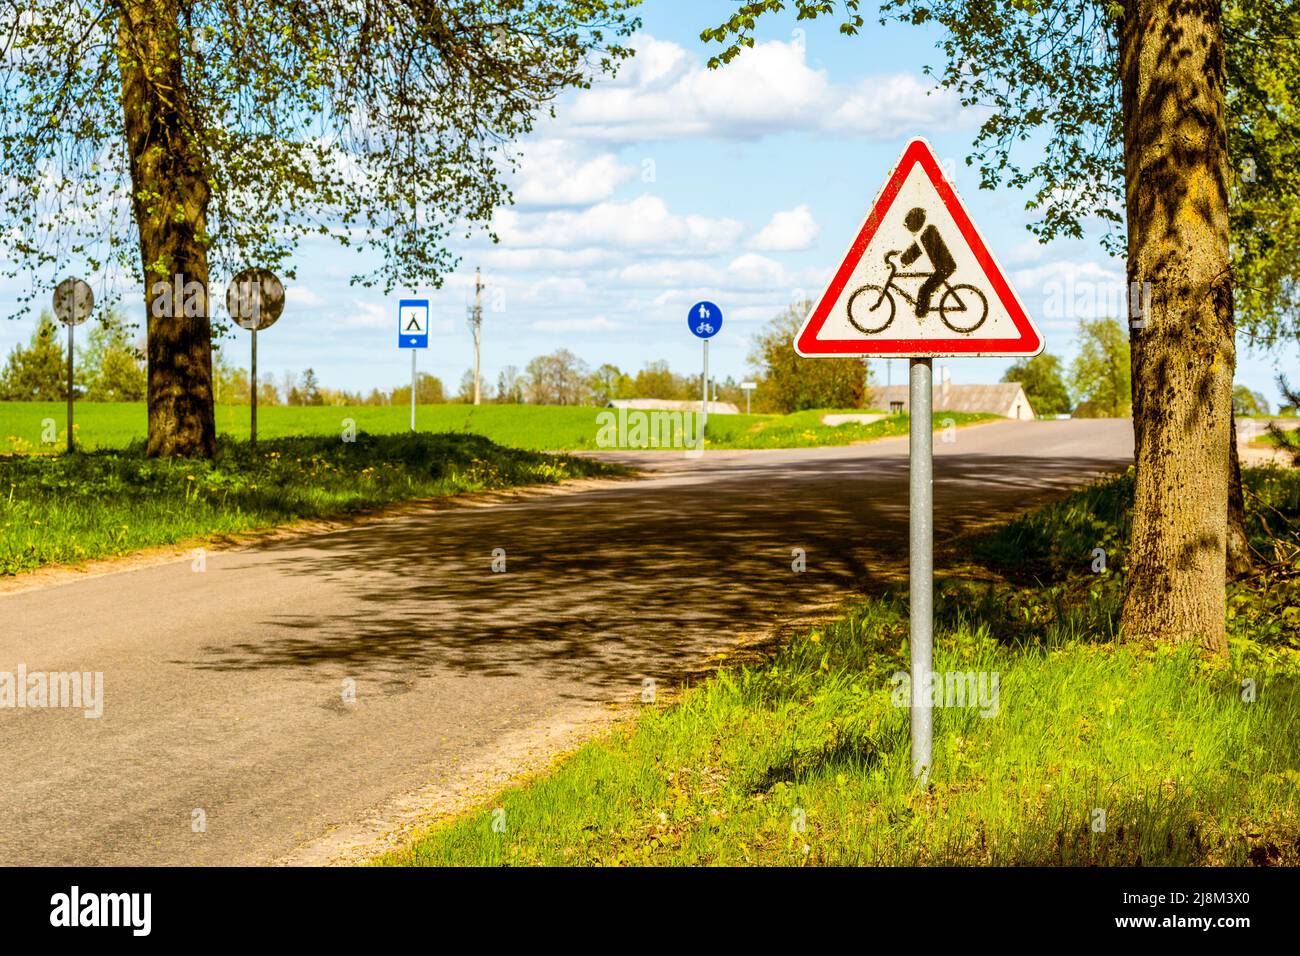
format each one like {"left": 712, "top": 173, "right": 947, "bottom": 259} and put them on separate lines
{"left": 899, "top": 207, "right": 955, "bottom": 317}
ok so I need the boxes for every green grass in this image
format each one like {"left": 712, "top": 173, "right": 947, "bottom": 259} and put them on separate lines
{"left": 0, "top": 401, "right": 996, "bottom": 453}
{"left": 1251, "top": 423, "right": 1299, "bottom": 448}
{"left": 0, "top": 432, "right": 621, "bottom": 575}
{"left": 379, "top": 467, "right": 1300, "bottom": 867}
{"left": 0, "top": 402, "right": 998, "bottom": 575}
{"left": 701, "top": 408, "right": 996, "bottom": 449}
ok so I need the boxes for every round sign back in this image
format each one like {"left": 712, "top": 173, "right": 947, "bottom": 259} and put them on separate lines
{"left": 226, "top": 268, "right": 285, "bottom": 331}
{"left": 53, "top": 278, "right": 94, "bottom": 326}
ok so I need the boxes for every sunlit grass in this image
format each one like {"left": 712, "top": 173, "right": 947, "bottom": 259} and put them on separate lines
{"left": 379, "top": 468, "right": 1300, "bottom": 867}
{"left": 0, "top": 401, "right": 996, "bottom": 453}
{"left": 0, "top": 431, "right": 622, "bottom": 574}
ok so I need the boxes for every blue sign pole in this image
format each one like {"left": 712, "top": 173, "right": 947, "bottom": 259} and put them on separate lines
{"left": 688, "top": 301, "right": 722, "bottom": 431}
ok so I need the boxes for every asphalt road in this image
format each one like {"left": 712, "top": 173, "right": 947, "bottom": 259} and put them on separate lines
{"left": 0, "top": 418, "right": 1132, "bottom": 865}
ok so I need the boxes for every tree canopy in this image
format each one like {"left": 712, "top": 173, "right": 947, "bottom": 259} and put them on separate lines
{"left": 78, "top": 312, "right": 147, "bottom": 401}
{"left": 0, "top": 0, "right": 640, "bottom": 300}
{"left": 750, "top": 300, "right": 866, "bottom": 413}
{"left": 1069, "top": 317, "right": 1130, "bottom": 418}
{"left": 1001, "top": 353, "right": 1072, "bottom": 418}
{"left": 0, "top": 313, "right": 65, "bottom": 401}
{"left": 1, "top": 0, "right": 639, "bottom": 455}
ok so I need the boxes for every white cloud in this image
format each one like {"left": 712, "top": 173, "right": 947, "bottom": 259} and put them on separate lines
{"left": 477, "top": 247, "right": 617, "bottom": 271}
{"left": 511, "top": 140, "right": 636, "bottom": 208}
{"left": 530, "top": 315, "right": 618, "bottom": 332}
{"left": 616, "top": 260, "right": 718, "bottom": 288}
{"left": 521, "top": 276, "right": 590, "bottom": 303}
{"left": 286, "top": 285, "right": 326, "bottom": 307}
{"left": 493, "top": 195, "right": 743, "bottom": 255}
{"left": 725, "top": 253, "right": 790, "bottom": 289}
{"left": 346, "top": 299, "right": 389, "bottom": 328}
{"left": 556, "top": 34, "right": 964, "bottom": 143}
{"left": 1012, "top": 259, "right": 1127, "bottom": 327}
{"left": 1008, "top": 238, "right": 1050, "bottom": 265}
{"left": 1012, "top": 259, "right": 1120, "bottom": 291}
{"left": 614, "top": 253, "right": 794, "bottom": 292}
{"left": 828, "top": 74, "right": 965, "bottom": 138}
{"left": 749, "top": 204, "right": 819, "bottom": 251}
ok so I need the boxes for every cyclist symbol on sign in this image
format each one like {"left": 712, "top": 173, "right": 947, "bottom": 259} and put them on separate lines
{"left": 900, "top": 207, "right": 954, "bottom": 317}
{"left": 846, "top": 206, "right": 989, "bottom": 335}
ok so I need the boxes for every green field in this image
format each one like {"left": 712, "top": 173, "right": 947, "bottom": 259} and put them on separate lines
{"left": 380, "top": 466, "right": 1300, "bottom": 867}
{"left": 0, "top": 401, "right": 995, "bottom": 453}
{"left": 0, "top": 432, "right": 622, "bottom": 575}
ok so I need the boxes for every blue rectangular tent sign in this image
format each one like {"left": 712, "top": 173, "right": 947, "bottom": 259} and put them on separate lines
{"left": 398, "top": 299, "right": 430, "bottom": 349}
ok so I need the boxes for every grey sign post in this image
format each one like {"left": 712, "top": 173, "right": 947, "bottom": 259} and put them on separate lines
{"left": 226, "top": 269, "right": 285, "bottom": 447}
{"left": 701, "top": 339, "right": 709, "bottom": 427}
{"left": 908, "top": 358, "right": 934, "bottom": 781}
{"left": 52, "top": 278, "right": 93, "bottom": 454}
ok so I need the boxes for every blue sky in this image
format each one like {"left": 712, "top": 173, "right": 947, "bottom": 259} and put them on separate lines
{"left": 3, "top": 0, "right": 1295, "bottom": 405}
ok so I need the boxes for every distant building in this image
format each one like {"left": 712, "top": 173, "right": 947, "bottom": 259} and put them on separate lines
{"left": 606, "top": 398, "right": 740, "bottom": 415}
{"left": 868, "top": 382, "right": 1036, "bottom": 420}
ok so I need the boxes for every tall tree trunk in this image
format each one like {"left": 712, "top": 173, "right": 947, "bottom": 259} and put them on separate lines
{"left": 117, "top": 0, "right": 216, "bottom": 458}
{"left": 1226, "top": 407, "right": 1254, "bottom": 578}
{"left": 1119, "top": 0, "right": 1233, "bottom": 656}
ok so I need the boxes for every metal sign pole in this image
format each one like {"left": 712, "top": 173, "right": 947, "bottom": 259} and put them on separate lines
{"left": 250, "top": 327, "right": 258, "bottom": 447}
{"left": 227, "top": 268, "right": 284, "bottom": 451}
{"left": 66, "top": 322, "right": 74, "bottom": 454}
{"left": 410, "top": 348, "right": 417, "bottom": 432}
{"left": 701, "top": 339, "right": 709, "bottom": 430}
{"left": 909, "top": 357, "right": 934, "bottom": 782}
{"left": 791, "top": 139, "right": 1045, "bottom": 787}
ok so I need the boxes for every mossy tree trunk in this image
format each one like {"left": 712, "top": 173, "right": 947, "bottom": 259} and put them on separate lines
{"left": 117, "top": 0, "right": 216, "bottom": 458}
{"left": 1119, "top": 0, "right": 1234, "bottom": 655}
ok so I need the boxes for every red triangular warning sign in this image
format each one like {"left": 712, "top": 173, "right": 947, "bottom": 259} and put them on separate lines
{"left": 796, "top": 138, "right": 1042, "bottom": 358}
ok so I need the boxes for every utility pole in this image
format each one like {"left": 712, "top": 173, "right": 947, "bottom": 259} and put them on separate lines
{"left": 468, "top": 267, "right": 483, "bottom": 405}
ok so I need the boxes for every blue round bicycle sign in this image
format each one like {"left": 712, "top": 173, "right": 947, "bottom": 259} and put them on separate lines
{"left": 688, "top": 301, "right": 723, "bottom": 339}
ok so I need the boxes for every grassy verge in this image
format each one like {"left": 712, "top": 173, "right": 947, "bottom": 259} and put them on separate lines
{"left": 0, "top": 432, "right": 622, "bottom": 575}
{"left": 380, "top": 466, "right": 1300, "bottom": 867}
{"left": 1250, "top": 422, "right": 1299, "bottom": 451}
{"left": 701, "top": 408, "right": 996, "bottom": 449}
{"left": 0, "top": 401, "right": 995, "bottom": 453}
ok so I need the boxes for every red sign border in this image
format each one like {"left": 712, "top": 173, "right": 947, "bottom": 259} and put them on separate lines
{"left": 795, "top": 138, "right": 1043, "bottom": 358}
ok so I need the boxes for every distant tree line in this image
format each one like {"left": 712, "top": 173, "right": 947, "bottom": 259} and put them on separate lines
{"left": 17, "top": 305, "right": 1265, "bottom": 421}
{"left": 999, "top": 317, "right": 1132, "bottom": 418}
{"left": 204, "top": 349, "right": 762, "bottom": 410}
{"left": 1003, "top": 316, "right": 1274, "bottom": 421}
{"left": 0, "top": 311, "right": 146, "bottom": 401}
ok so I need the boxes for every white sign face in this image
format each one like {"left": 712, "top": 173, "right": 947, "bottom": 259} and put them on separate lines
{"left": 796, "top": 138, "right": 1041, "bottom": 358}
{"left": 399, "top": 304, "right": 428, "bottom": 335}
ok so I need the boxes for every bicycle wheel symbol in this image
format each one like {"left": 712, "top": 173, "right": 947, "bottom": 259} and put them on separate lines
{"left": 938, "top": 283, "right": 988, "bottom": 333}
{"left": 846, "top": 284, "right": 896, "bottom": 334}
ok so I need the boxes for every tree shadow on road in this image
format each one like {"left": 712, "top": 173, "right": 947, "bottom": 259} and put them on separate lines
{"left": 177, "top": 452, "right": 1131, "bottom": 700}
